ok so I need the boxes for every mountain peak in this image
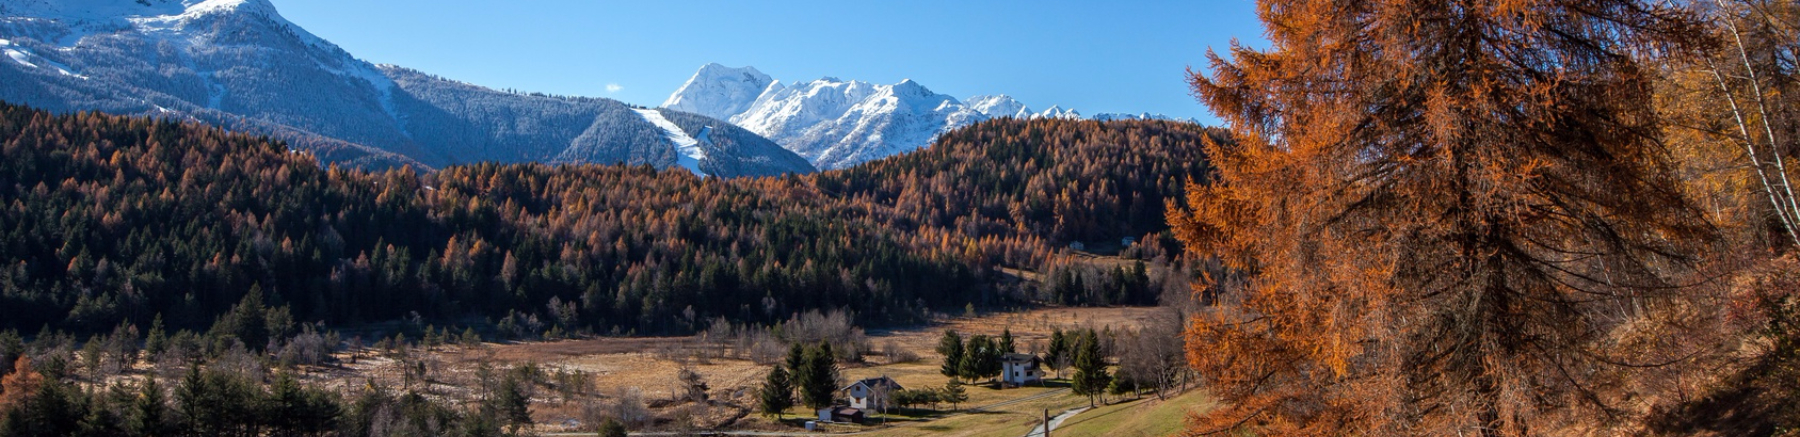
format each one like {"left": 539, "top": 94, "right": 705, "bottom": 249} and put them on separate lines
{"left": 179, "top": 0, "right": 278, "bottom": 17}
{"left": 695, "top": 63, "right": 768, "bottom": 80}
{"left": 1, "top": 0, "right": 275, "bottom": 22}
{"left": 661, "top": 64, "right": 1130, "bottom": 169}
{"left": 662, "top": 63, "right": 778, "bottom": 120}
{"left": 891, "top": 78, "right": 932, "bottom": 96}
{"left": 966, "top": 95, "right": 1030, "bottom": 118}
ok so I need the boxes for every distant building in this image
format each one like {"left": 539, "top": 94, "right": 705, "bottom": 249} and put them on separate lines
{"left": 818, "top": 406, "right": 866, "bottom": 424}
{"left": 841, "top": 376, "right": 903, "bottom": 411}
{"left": 1001, "top": 353, "right": 1043, "bottom": 386}
{"left": 1069, "top": 241, "right": 1087, "bottom": 251}
{"left": 1121, "top": 236, "right": 1137, "bottom": 247}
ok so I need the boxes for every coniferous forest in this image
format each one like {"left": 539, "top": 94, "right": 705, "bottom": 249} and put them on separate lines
{"left": 0, "top": 101, "right": 1216, "bottom": 436}
{"left": 0, "top": 101, "right": 1216, "bottom": 339}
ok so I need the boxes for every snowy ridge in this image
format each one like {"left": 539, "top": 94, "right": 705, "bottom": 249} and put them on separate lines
{"left": 633, "top": 108, "right": 709, "bottom": 176}
{"left": 662, "top": 63, "right": 778, "bottom": 121}
{"left": 1092, "top": 112, "right": 1199, "bottom": 123}
{"left": 0, "top": 0, "right": 814, "bottom": 175}
{"left": 662, "top": 64, "right": 1090, "bottom": 170}
{"left": 1035, "top": 105, "right": 1082, "bottom": 120}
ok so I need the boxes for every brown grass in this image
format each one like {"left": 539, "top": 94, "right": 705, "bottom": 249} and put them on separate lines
{"left": 287, "top": 306, "right": 1168, "bottom": 434}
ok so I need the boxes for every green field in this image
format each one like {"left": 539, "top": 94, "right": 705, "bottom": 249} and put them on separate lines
{"left": 1052, "top": 389, "right": 1216, "bottom": 437}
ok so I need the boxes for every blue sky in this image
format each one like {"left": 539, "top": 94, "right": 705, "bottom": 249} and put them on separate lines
{"left": 272, "top": 0, "right": 1266, "bottom": 124}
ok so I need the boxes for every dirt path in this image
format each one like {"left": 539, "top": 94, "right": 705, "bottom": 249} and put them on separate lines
{"left": 1022, "top": 407, "right": 1090, "bottom": 437}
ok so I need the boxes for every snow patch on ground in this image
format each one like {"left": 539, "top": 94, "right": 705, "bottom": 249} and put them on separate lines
{"left": 40, "top": 56, "right": 87, "bottom": 78}
{"left": 4, "top": 48, "right": 37, "bottom": 68}
{"left": 329, "top": 63, "right": 406, "bottom": 137}
{"left": 0, "top": 39, "right": 86, "bottom": 78}
{"left": 633, "top": 108, "right": 709, "bottom": 176}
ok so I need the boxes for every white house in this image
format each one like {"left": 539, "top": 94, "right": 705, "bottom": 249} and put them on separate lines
{"left": 841, "top": 376, "right": 903, "bottom": 411}
{"left": 1002, "top": 353, "right": 1043, "bottom": 386}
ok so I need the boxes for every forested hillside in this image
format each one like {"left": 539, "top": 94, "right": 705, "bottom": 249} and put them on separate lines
{"left": 0, "top": 102, "right": 1217, "bottom": 339}
{"left": 819, "top": 118, "right": 1214, "bottom": 247}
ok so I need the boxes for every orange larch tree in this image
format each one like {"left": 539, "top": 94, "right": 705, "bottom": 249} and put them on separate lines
{"left": 1174, "top": 0, "right": 1717, "bottom": 435}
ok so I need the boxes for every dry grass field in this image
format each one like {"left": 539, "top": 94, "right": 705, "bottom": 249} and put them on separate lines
{"left": 286, "top": 306, "right": 1183, "bottom": 435}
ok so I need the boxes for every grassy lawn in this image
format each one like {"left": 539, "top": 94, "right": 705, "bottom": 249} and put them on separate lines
{"left": 858, "top": 392, "right": 1091, "bottom": 437}
{"left": 1052, "top": 389, "right": 1216, "bottom": 437}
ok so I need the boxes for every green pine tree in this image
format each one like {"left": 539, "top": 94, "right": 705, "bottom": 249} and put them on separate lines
{"left": 143, "top": 315, "right": 167, "bottom": 358}
{"left": 942, "top": 378, "right": 968, "bottom": 410}
{"left": 800, "top": 342, "right": 839, "bottom": 410}
{"left": 1046, "top": 329, "right": 1069, "bottom": 379}
{"left": 936, "top": 330, "right": 963, "bottom": 380}
{"left": 494, "top": 370, "right": 533, "bottom": 427}
{"left": 127, "top": 377, "right": 167, "bottom": 437}
{"left": 757, "top": 364, "right": 795, "bottom": 418}
{"left": 1072, "top": 329, "right": 1111, "bottom": 407}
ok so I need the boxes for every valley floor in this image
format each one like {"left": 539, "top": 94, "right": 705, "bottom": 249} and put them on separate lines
{"left": 294, "top": 307, "right": 1197, "bottom": 436}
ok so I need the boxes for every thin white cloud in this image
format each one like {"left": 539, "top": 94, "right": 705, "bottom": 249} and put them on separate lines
{"left": 605, "top": 83, "right": 623, "bottom": 93}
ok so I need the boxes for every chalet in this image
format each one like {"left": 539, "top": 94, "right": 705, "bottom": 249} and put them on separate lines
{"left": 1001, "top": 353, "right": 1043, "bottom": 386}
{"left": 841, "top": 376, "right": 903, "bottom": 411}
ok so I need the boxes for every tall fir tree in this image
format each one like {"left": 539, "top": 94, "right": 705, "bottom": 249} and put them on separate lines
{"left": 1046, "top": 328, "right": 1069, "bottom": 379}
{"left": 799, "top": 342, "right": 839, "bottom": 410}
{"left": 758, "top": 364, "right": 795, "bottom": 418}
{"left": 936, "top": 330, "right": 964, "bottom": 380}
{"left": 127, "top": 377, "right": 168, "bottom": 437}
{"left": 1072, "top": 329, "right": 1110, "bottom": 407}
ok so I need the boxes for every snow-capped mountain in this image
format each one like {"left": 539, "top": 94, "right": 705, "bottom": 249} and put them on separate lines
{"left": 663, "top": 64, "right": 1084, "bottom": 170}
{"left": 0, "top": 0, "right": 813, "bottom": 176}
{"left": 965, "top": 94, "right": 1034, "bottom": 119}
{"left": 1035, "top": 105, "right": 1083, "bottom": 120}
{"left": 1092, "top": 112, "right": 1199, "bottom": 123}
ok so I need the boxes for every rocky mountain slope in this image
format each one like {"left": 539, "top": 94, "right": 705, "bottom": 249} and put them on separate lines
{"left": 0, "top": 0, "right": 814, "bottom": 176}
{"left": 664, "top": 63, "right": 1089, "bottom": 170}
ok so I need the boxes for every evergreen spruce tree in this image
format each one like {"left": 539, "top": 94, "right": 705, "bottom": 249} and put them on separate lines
{"left": 936, "top": 330, "right": 963, "bottom": 380}
{"left": 211, "top": 287, "right": 270, "bottom": 351}
{"left": 799, "top": 342, "right": 839, "bottom": 410}
{"left": 494, "top": 371, "right": 533, "bottom": 428}
{"left": 143, "top": 315, "right": 167, "bottom": 359}
{"left": 999, "top": 329, "right": 1015, "bottom": 354}
{"left": 786, "top": 343, "right": 807, "bottom": 380}
{"left": 174, "top": 365, "right": 212, "bottom": 436}
{"left": 941, "top": 378, "right": 968, "bottom": 410}
{"left": 757, "top": 364, "right": 795, "bottom": 418}
{"left": 1072, "top": 329, "right": 1110, "bottom": 407}
{"left": 127, "top": 377, "right": 167, "bottom": 437}
{"left": 1046, "top": 329, "right": 1069, "bottom": 379}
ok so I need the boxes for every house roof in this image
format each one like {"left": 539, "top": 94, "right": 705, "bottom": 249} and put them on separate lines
{"left": 841, "top": 376, "right": 903, "bottom": 391}
{"left": 1002, "top": 353, "right": 1039, "bottom": 363}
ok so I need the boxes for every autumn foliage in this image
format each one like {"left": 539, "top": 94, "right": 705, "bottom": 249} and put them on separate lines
{"left": 0, "top": 102, "right": 1214, "bottom": 338}
{"left": 1174, "top": 0, "right": 1724, "bottom": 435}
